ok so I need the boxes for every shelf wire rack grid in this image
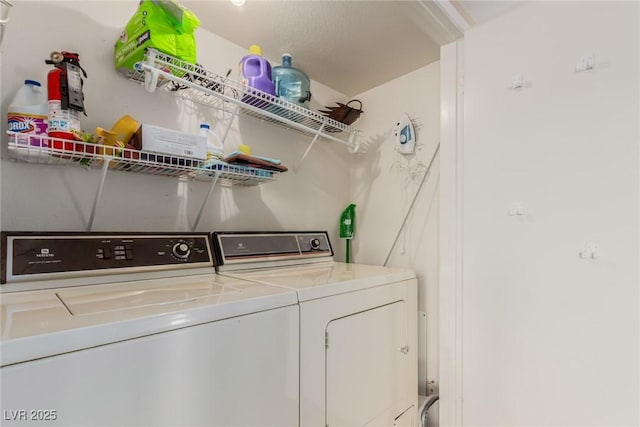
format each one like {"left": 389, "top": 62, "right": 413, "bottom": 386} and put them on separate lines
{"left": 126, "top": 49, "right": 360, "bottom": 149}
{"left": 6, "top": 132, "right": 279, "bottom": 187}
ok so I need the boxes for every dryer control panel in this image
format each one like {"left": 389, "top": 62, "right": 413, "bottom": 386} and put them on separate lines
{"left": 1, "top": 233, "right": 213, "bottom": 284}
{"left": 212, "top": 231, "right": 333, "bottom": 271}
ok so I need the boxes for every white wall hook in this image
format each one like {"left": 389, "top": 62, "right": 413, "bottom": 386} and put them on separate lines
{"left": 579, "top": 242, "right": 598, "bottom": 260}
{"left": 511, "top": 73, "right": 524, "bottom": 89}
{"left": 575, "top": 54, "right": 595, "bottom": 72}
{"left": 507, "top": 203, "right": 524, "bottom": 216}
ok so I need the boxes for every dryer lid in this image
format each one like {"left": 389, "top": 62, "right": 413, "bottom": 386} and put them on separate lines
{"left": 223, "top": 261, "right": 416, "bottom": 301}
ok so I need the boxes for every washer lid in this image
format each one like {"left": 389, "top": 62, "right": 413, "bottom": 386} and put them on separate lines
{"left": 56, "top": 280, "right": 240, "bottom": 315}
{"left": 1, "top": 273, "right": 297, "bottom": 366}
{"left": 223, "top": 261, "right": 416, "bottom": 301}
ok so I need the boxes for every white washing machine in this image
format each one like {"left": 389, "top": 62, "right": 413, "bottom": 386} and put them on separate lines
{"left": 212, "top": 231, "right": 419, "bottom": 427}
{"left": 0, "top": 232, "right": 299, "bottom": 427}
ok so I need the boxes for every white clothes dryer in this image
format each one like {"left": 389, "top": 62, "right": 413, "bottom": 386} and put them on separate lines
{"left": 1, "top": 232, "right": 299, "bottom": 427}
{"left": 212, "top": 231, "right": 419, "bottom": 427}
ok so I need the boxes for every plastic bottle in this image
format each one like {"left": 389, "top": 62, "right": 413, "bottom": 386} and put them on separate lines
{"left": 199, "top": 123, "right": 224, "bottom": 160}
{"left": 7, "top": 80, "right": 49, "bottom": 146}
{"left": 339, "top": 203, "right": 356, "bottom": 263}
{"left": 272, "top": 54, "right": 311, "bottom": 108}
{"left": 239, "top": 45, "right": 276, "bottom": 104}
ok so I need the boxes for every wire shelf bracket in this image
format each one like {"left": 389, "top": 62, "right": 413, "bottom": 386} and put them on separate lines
{"left": 0, "top": 0, "right": 13, "bottom": 48}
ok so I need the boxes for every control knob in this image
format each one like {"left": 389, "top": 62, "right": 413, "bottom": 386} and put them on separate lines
{"left": 172, "top": 242, "right": 191, "bottom": 259}
{"left": 310, "top": 238, "right": 321, "bottom": 250}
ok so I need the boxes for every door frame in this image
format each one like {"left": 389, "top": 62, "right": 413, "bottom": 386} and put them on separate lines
{"left": 439, "top": 39, "right": 465, "bottom": 427}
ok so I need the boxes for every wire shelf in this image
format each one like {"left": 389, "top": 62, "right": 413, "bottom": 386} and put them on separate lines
{"left": 127, "top": 49, "right": 360, "bottom": 148}
{"left": 6, "top": 132, "right": 279, "bottom": 187}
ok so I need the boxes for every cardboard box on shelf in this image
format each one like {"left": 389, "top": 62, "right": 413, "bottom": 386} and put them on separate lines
{"left": 131, "top": 124, "right": 207, "bottom": 160}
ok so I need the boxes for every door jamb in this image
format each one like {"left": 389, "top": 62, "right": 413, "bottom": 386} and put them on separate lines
{"left": 439, "top": 39, "right": 465, "bottom": 427}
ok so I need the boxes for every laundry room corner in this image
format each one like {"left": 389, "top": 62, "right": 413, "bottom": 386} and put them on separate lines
{"left": 3, "top": 0, "right": 640, "bottom": 425}
{"left": 348, "top": 62, "right": 441, "bottom": 396}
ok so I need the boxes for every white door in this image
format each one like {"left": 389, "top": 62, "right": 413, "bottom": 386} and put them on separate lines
{"left": 325, "top": 301, "right": 409, "bottom": 427}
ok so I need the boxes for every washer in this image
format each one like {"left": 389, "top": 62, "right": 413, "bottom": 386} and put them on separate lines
{"left": 212, "top": 231, "right": 418, "bottom": 427}
{"left": 0, "top": 232, "right": 299, "bottom": 427}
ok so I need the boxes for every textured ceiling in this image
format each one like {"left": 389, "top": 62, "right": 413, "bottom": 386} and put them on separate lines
{"left": 183, "top": 1, "right": 443, "bottom": 96}
{"left": 458, "top": 0, "right": 522, "bottom": 25}
{"left": 183, "top": 1, "right": 521, "bottom": 96}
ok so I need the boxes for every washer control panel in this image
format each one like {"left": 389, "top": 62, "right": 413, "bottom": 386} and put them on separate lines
{"left": 1, "top": 233, "right": 213, "bottom": 284}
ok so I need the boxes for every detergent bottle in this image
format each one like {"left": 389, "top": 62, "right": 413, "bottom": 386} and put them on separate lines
{"left": 199, "top": 123, "right": 224, "bottom": 160}
{"left": 7, "top": 80, "right": 49, "bottom": 146}
{"left": 239, "top": 45, "right": 276, "bottom": 105}
{"left": 272, "top": 54, "right": 311, "bottom": 108}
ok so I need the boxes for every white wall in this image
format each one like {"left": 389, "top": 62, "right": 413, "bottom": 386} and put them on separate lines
{"left": 461, "top": 1, "right": 639, "bottom": 425}
{"left": 1, "top": 1, "right": 350, "bottom": 257}
{"left": 350, "top": 63, "right": 440, "bottom": 395}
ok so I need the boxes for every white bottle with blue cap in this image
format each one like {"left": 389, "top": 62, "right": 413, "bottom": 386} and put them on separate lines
{"left": 8, "top": 80, "right": 48, "bottom": 146}
{"left": 199, "top": 123, "right": 224, "bottom": 161}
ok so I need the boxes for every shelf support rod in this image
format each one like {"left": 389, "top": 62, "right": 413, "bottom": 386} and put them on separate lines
{"left": 87, "top": 158, "right": 111, "bottom": 231}
{"left": 294, "top": 122, "right": 325, "bottom": 172}
{"left": 192, "top": 172, "right": 220, "bottom": 232}
{"left": 220, "top": 103, "right": 240, "bottom": 147}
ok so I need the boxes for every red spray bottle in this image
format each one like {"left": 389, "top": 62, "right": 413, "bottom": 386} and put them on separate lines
{"left": 45, "top": 51, "right": 87, "bottom": 149}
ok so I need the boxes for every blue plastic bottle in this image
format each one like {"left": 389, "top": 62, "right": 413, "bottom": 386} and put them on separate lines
{"left": 239, "top": 45, "right": 276, "bottom": 105}
{"left": 272, "top": 54, "right": 311, "bottom": 108}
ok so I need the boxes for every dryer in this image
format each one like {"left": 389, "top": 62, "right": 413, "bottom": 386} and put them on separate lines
{"left": 212, "top": 231, "right": 418, "bottom": 427}
{"left": 0, "top": 232, "right": 299, "bottom": 427}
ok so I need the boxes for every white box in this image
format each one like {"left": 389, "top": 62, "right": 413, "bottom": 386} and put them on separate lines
{"left": 132, "top": 124, "right": 207, "bottom": 160}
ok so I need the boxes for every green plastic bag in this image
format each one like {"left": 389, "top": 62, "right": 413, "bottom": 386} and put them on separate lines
{"left": 115, "top": 0, "right": 200, "bottom": 79}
